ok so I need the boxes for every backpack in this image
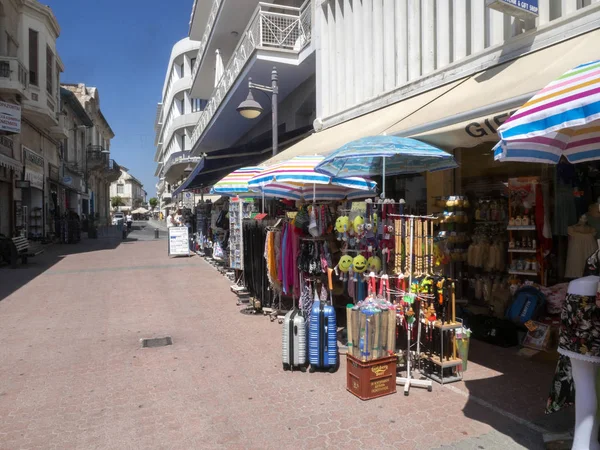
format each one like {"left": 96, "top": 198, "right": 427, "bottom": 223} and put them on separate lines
{"left": 505, "top": 286, "right": 546, "bottom": 324}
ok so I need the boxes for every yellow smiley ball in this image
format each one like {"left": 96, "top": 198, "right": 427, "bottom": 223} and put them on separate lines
{"left": 338, "top": 255, "right": 353, "bottom": 272}
{"left": 367, "top": 256, "right": 382, "bottom": 272}
{"left": 353, "top": 215, "right": 365, "bottom": 231}
{"left": 353, "top": 255, "right": 367, "bottom": 273}
{"left": 335, "top": 216, "right": 349, "bottom": 233}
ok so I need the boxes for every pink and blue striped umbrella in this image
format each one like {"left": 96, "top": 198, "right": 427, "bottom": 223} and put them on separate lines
{"left": 495, "top": 60, "right": 600, "bottom": 164}
{"left": 249, "top": 155, "right": 377, "bottom": 201}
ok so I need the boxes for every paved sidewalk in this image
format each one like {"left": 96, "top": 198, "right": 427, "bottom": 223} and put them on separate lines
{"left": 0, "top": 239, "right": 545, "bottom": 449}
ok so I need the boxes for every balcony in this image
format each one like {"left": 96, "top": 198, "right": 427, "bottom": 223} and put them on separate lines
{"left": 0, "top": 56, "right": 29, "bottom": 97}
{"left": 87, "top": 145, "right": 109, "bottom": 171}
{"left": 103, "top": 159, "right": 121, "bottom": 183}
{"left": 162, "top": 151, "right": 202, "bottom": 184}
{"left": 190, "top": 1, "right": 313, "bottom": 153}
{"left": 48, "top": 114, "right": 69, "bottom": 139}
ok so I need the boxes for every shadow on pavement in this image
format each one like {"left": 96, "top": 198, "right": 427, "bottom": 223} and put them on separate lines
{"left": 457, "top": 339, "right": 573, "bottom": 449}
{"left": 0, "top": 236, "right": 124, "bottom": 302}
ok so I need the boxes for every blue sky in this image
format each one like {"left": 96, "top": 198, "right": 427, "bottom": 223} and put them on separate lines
{"left": 46, "top": 0, "right": 193, "bottom": 198}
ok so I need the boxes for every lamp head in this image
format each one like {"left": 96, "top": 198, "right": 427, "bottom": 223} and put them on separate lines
{"left": 237, "top": 90, "right": 263, "bottom": 119}
{"left": 183, "top": 163, "right": 194, "bottom": 174}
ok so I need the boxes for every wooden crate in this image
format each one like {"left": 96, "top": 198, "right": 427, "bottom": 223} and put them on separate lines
{"left": 346, "top": 354, "right": 397, "bottom": 401}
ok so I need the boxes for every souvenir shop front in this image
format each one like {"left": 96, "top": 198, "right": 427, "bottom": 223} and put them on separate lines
{"left": 22, "top": 146, "right": 45, "bottom": 240}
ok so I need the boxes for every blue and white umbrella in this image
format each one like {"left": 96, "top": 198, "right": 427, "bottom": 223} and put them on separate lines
{"left": 314, "top": 136, "right": 458, "bottom": 198}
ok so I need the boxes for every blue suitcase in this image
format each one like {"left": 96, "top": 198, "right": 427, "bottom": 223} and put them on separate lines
{"left": 308, "top": 300, "right": 338, "bottom": 373}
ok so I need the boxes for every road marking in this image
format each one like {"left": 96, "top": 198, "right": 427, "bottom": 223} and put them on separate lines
{"left": 444, "top": 384, "right": 549, "bottom": 434}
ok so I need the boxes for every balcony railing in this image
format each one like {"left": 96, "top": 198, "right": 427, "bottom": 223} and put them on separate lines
{"left": 0, "top": 56, "right": 28, "bottom": 91}
{"left": 191, "top": 0, "right": 223, "bottom": 83}
{"left": 87, "top": 145, "right": 109, "bottom": 171}
{"left": 190, "top": 1, "right": 312, "bottom": 147}
{"left": 103, "top": 159, "right": 121, "bottom": 182}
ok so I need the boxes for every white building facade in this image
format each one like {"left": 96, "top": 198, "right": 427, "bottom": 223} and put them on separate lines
{"left": 162, "top": 0, "right": 316, "bottom": 199}
{"left": 154, "top": 37, "right": 203, "bottom": 209}
{"left": 110, "top": 168, "right": 144, "bottom": 212}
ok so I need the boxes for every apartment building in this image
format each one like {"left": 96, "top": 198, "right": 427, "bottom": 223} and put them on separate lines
{"left": 0, "top": 0, "right": 62, "bottom": 238}
{"left": 110, "top": 167, "right": 144, "bottom": 212}
{"left": 154, "top": 37, "right": 203, "bottom": 210}
{"left": 63, "top": 83, "right": 117, "bottom": 225}
{"left": 164, "top": 0, "right": 315, "bottom": 198}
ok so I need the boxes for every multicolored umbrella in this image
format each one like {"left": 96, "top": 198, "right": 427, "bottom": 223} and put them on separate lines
{"left": 211, "top": 166, "right": 263, "bottom": 196}
{"left": 249, "top": 155, "right": 377, "bottom": 201}
{"left": 494, "top": 60, "right": 600, "bottom": 164}
{"left": 313, "top": 136, "right": 458, "bottom": 198}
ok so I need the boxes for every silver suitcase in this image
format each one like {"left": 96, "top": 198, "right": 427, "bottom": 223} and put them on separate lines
{"left": 282, "top": 309, "right": 307, "bottom": 372}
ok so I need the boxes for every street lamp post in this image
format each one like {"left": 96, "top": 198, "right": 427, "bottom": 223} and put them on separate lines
{"left": 237, "top": 66, "right": 279, "bottom": 157}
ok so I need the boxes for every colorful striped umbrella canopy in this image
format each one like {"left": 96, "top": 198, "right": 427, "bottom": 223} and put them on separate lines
{"left": 494, "top": 60, "right": 600, "bottom": 164}
{"left": 312, "top": 136, "right": 457, "bottom": 198}
{"left": 211, "top": 166, "right": 263, "bottom": 196}
{"left": 249, "top": 155, "right": 377, "bottom": 201}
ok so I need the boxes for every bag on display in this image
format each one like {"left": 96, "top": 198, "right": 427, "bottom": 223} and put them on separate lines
{"left": 505, "top": 286, "right": 546, "bottom": 324}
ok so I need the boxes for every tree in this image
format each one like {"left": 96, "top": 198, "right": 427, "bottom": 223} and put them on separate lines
{"left": 148, "top": 197, "right": 158, "bottom": 209}
{"left": 111, "top": 196, "right": 125, "bottom": 209}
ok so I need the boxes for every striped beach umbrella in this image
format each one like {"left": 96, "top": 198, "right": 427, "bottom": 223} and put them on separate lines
{"left": 494, "top": 60, "right": 600, "bottom": 164}
{"left": 249, "top": 155, "right": 377, "bottom": 201}
{"left": 211, "top": 166, "right": 263, "bottom": 196}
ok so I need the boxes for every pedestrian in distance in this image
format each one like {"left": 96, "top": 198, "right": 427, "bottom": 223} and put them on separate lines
{"left": 126, "top": 212, "right": 133, "bottom": 231}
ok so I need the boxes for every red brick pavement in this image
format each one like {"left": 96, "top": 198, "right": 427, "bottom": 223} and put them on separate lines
{"left": 0, "top": 239, "right": 546, "bottom": 449}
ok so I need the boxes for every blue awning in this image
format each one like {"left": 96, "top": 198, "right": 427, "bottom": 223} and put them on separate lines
{"left": 172, "top": 125, "right": 312, "bottom": 197}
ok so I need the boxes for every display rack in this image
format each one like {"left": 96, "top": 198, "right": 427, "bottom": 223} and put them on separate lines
{"left": 506, "top": 177, "right": 543, "bottom": 284}
{"left": 228, "top": 198, "right": 255, "bottom": 270}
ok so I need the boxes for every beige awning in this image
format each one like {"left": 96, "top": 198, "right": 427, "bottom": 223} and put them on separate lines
{"left": 266, "top": 28, "right": 600, "bottom": 164}
{"left": 264, "top": 79, "right": 465, "bottom": 165}
{"left": 388, "top": 28, "right": 600, "bottom": 150}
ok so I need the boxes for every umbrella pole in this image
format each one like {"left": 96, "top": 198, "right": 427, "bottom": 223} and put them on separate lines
{"left": 262, "top": 191, "right": 265, "bottom": 214}
{"left": 313, "top": 183, "right": 316, "bottom": 204}
{"left": 382, "top": 157, "right": 386, "bottom": 199}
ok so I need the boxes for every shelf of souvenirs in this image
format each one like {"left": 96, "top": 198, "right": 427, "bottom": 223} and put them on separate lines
{"left": 508, "top": 248, "right": 537, "bottom": 253}
{"left": 507, "top": 225, "right": 536, "bottom": 231}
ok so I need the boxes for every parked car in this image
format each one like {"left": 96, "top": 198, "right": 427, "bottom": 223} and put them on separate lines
{"left": 112, "top": 212, "right": 124, "bottom": 226}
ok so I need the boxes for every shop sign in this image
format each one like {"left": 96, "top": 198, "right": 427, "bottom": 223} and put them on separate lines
{"left": 48, "top": 164, "right": 59, "bottom": 182}
{"left": 464, "top": 109, "right": 517, "bottom": 140}
{"left": 182, "top": 191, "right": 194, "bottom": 209}
{"left": 62, "top": 176, "right": 73, "bottom": 186}
{"left": 22, "top": 146, "right": 44, "bottom": 169}
{"left": 0, "top": 135, "right": 13, "bottom": 157}
{"left": 486, "top": 0, "right": 538, "bottom": 19}
{"left": 15, "top": 180, "right": 30, "bottom": 189}
{"left": 0, "top": 100, "right": 21, "bottom": 133}
{"left": 24, "top": 169, "right": 44, "bottom": 190}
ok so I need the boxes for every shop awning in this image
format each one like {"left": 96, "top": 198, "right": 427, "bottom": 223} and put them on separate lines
{"left": 265, "top": 28, "right": 600, "bottom": 164}
{"left": 172, "top": 125, "right": 312, "bottom": 196}
{"left": 387, "top": 28, "right": 600, "bottom": 150}
{"left": 0, "top": 153, "right": 21, "bottom": 172}
{"left": 264, "top": 80, "right": 464, "bottom": 165}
